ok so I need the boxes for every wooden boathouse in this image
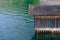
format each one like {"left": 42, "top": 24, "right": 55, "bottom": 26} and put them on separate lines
{"left": 29, "top": 4, "right": 60, "bottom": 35}
{"left": 30, "top": 0, "right": 60, "bottom": 40}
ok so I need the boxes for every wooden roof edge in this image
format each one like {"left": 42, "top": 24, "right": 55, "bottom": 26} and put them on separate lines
{"left": 29, "top": 4, "right": 60, "bottom": 16}
{"left": 29, "top": 4, "right": 60, "bottom": 6}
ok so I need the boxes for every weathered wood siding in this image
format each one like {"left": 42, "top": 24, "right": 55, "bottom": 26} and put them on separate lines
{"left": 29, "top": 5, "right": 60, "bottom": 16}
{"left": 34, "top": 18, "right": 60, "bottom": 28}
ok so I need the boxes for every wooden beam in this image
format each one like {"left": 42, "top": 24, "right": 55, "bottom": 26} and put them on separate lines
{"left": 34, "top": 16, "right": 60, "bottom": 19}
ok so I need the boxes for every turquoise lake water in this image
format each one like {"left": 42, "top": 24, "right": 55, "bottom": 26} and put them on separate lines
{"left": 0, "top": 0, "right": 35, "bottom": 40}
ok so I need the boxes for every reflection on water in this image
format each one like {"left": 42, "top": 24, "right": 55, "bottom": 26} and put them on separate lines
{"left": 32, "top": 31, "right": 60, "bottom": 40}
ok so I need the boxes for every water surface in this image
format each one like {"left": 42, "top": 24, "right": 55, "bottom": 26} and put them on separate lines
{"left": 0, "top": 0, "right": 35, "bottom": 40}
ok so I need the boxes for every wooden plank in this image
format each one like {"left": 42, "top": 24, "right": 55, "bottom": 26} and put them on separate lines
{"left": 29, "top": 5, "right": 60, "bottom": 16}
{"left": 34, "top": 16, "right": 60, "bottom": 19}
{"left": 35, "top": 28, "right": 60, "bottom": 31}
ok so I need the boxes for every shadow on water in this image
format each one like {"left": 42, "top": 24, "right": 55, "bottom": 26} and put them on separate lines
{"left": 32, "top": 31, "right": 60, "bottom": 40}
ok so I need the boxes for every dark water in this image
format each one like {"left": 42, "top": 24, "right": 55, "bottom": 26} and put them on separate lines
{"left": 32, "top": 31, "right": 60, "bottom": 40}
